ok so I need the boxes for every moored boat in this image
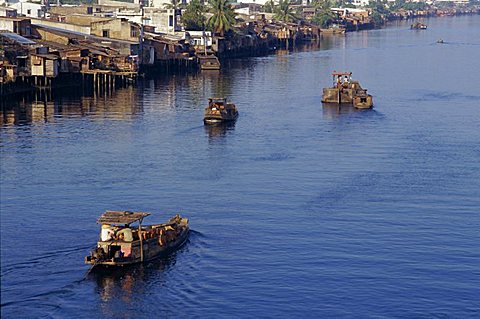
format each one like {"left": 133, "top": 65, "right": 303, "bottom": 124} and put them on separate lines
{"left": 411, "top": 22, "right": 427, "bottom": 29}
{"left": 322, "top": 71, "right": 373, "bottom": 109}
{"left": 320, "top": 25, "right": 346, "bottom": 34}
{"left": 204, "top": 97, "right": 238, "bottom": 124}
{"left": 85, "top": 211, "right": 189, "bottom": 270}
{"left": 197, "top": 53, "right": 221, "bottom": 70}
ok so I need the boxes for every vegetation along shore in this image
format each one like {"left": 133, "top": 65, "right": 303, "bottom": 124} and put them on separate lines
{"left": 1, "top": 0, "right": 479, "bottom": 96}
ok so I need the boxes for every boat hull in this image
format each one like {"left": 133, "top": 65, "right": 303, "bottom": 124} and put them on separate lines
{"left": 204, "top": 113, "right": 238, "bottom": 124}
{"left": 87, "top": 229, "right": 189, "bottom": 269}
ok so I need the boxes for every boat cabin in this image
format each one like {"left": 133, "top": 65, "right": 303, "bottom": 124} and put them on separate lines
{"left": 332, "top": 71, "right": 353, "bottom": 88}
{"left": 95, "top": 211, "right": 151, "bottom": 262}
{"left": 208, "top": 97, "right": 227, "bottom": 109}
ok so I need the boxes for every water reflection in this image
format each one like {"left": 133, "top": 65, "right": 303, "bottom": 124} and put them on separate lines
{"left": 91, "top": 254, "right": 176, "bottom": 315}
{"left": 1, "top": 87, "right": 143, "bottom": 126}
{"left": 204, "top": 122, "right": 236, "bottom": 140}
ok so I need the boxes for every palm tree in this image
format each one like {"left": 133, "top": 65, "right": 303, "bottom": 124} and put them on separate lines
{"left": 312, "top": 0, "right": 336, "bottom": 28}
{"left": 163, "top": 0, "right": 182, "bottom": 10}
{"left": 274, "top": 0, "right": 298, "bottom": 23}
{"left": 263, "top": 0, "right": 275, "bottom": 13}
{"left": 207, "top": 0, "right": 236, "bottom": 36}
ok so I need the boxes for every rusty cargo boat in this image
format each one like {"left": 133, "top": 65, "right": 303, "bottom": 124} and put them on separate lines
{"left": 204, "top": 97, "right": 238, "bottom": 124}
{"left": 322, "top": 72, "right": 373, "bottom": 109}
{"left": 85, "top": 211, "right": 189, "bottom": 269}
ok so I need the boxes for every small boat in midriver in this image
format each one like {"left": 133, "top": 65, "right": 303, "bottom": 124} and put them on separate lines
{"left": 322, "top": 71, "right": 373, "bottom": 109}
{"left": 85, "top": 211, "right": 189, "bottom": 270}
{"left": 204, "top": 97, "right": 238, "bottom": 124}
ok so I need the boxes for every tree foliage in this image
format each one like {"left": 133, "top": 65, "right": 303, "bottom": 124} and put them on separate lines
{"left": 390, "top": 0, "right": 427, "bottom": 11}
{"left": 367, "top": 0, "right": 390, "bottom": 26}
{"left": 182, "top": 0, "right": 206, "bottom": 31}
{"left": 312, "top": 0, "right": 337, "bottom": 28}
{"left": 274, "top": 0, "right": 299, "bottom": 23}
{"left": 207, "top": 0, "right": 236, "bottom": 36}
{"left": 164, "top": 0, "right": 184, "bottom": 10}
{"left": 263, "top": 0, "right": 275, "bottom": 13}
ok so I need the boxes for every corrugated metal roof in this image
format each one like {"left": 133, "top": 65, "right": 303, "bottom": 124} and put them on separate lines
{"left": 0, "top": 32, "right": 36, "bottom": 45}
{"left": 97, "top": 211, "right": 151, "bottom": 225}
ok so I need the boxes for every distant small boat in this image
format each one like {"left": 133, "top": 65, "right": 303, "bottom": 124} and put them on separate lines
{"left": 411, "top": 22, "right": 427, "bottom": 30}
{"left": 322, "top": 71, "right": 373, "bottom": 109}
{"left": 85, "top": 211, "right": 189, "bottom": 270}
{"left": 204, "top": 97, "right": 238, "bottom": 124}
{"left": 437, "top": 39, "right": 444, "bottom": 43}
{"left": 197, "top": 54, "right": 221, "bottom": 70}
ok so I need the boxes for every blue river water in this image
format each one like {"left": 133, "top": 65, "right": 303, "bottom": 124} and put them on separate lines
{"left": 1, "top": 15, "right": 480, "bottom": 318}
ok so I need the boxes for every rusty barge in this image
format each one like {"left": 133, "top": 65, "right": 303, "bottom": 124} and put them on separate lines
{"left": 321, "top": 72, "right": 373, "bottom": 109}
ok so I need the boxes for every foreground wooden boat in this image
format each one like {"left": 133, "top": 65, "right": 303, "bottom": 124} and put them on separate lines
{"left": 204, "top": 97, "right": 238, "bottom": 124}
{"left": 85, "top": 211, "right": 189, "bottom": 270}
{"left": 322, "top": 71, "right": 373, "bottom": 109}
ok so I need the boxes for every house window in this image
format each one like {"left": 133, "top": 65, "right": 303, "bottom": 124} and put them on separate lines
{"left": 130, "top": 26, "right": 138, "bottom": 38}
{"left": 169, "top": 15, "right": 174, "bottom": 27}
{"left": 27, "top": 9, "right": 31, "bottom": 15}
{"left": 102, "top": 30, "right": 110, "bottom": 38}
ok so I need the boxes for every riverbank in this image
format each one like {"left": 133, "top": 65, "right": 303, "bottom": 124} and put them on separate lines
{"left": 1, "top": 7, "right": 478, "bottom": 97}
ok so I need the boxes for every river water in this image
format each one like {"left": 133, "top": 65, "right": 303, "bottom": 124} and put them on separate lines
{"left": 1, "top": 15, "right": 479, "bottom": 318}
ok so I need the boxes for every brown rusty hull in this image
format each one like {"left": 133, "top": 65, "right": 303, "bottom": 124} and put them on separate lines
{"left": 353, "top": 95, "right": 373, "bottom": 109}
{"left": 322, "top": 88, "right": 372, "bottom": 108}
{"left": 321, "top": 88, "right": 354, "bottom": 104}
{"left": 204, "top": 112, "right": 238, "bottom": 124}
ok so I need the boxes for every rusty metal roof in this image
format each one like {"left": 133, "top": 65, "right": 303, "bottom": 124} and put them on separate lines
{"left": 332, "top": 71, "right": 352, "bottom": 76}
{"left": 97, "top": 211, "right": 150, "bottom": 225}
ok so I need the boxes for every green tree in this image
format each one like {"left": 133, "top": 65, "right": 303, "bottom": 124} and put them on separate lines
{"left": 207, "top": 0, "right": 236, "bottom": 36}
{"left": 367, "top": 0, "right": 391, "bottom": 26}
{"left": 367, "top": 0, "right": 390, "bottom": 15}
{"left": 182, "top": 0, "right": 206, "bottom": 30}
{"left": 163, "top": 0, "right": 183, "bottom": 9}
{"left": 263, "top": 0, "right": 275, "bottom": 13}
{"left": 312, "top": 0, "right": 336, "bottom": 28}
{"left": 274, "top": 0, "right": 299, "bottom": 23}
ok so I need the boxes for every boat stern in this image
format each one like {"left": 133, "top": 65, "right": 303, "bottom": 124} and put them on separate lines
{"left": 353, "top": 94, "right": 373, "bottom": 109}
